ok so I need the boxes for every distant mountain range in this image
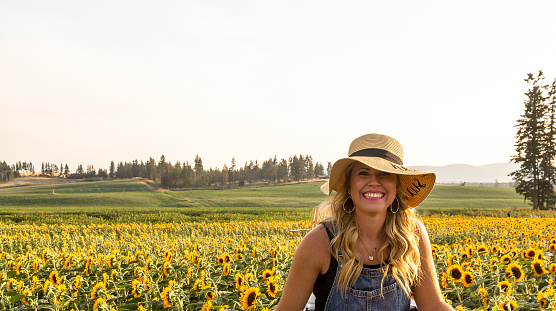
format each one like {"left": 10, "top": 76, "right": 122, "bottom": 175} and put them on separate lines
{"left": 410, "top": 163, "right": 520, "bottom": 183}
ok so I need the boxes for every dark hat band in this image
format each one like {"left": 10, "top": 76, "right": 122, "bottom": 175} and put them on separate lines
{"left": 349, "top": 148, "right": 403, "bottom": 165}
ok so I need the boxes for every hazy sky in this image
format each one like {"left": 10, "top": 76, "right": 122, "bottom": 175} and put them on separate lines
{"left": 2, "top": 1, "right": 556, "bottom": 172}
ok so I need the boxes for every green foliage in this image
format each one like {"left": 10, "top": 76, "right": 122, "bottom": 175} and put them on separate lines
{"left": 0, "top": 178, "right": 540, "bottom": 225}
{"left": 511, "top": 70, "right": 556, "bottom": 210}
{"left": 0, "top": 161, "right": 19, "bottom": 183}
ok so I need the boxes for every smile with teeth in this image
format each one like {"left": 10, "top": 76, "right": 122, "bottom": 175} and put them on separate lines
{"left": 363, "top": 192, "right": 385, "bottom": 199}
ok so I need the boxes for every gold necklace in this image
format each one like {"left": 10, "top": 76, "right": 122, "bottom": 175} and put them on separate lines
{"left": 359, "top": 236, "right": 380, "bottom": 261}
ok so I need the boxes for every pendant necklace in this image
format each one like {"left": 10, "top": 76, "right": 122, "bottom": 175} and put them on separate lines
{"left": 360, "top": 235, "right": 381, "bottom": 261}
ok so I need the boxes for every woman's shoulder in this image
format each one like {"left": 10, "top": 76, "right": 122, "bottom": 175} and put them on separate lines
{"left": 412, "top": 218, "right": 428, "bottom": 237}
{"left": 302, "top": 223, "right": 333, "bottom": 247}
{"left": 294, "top": 223, "right": 332, "bottom": 274}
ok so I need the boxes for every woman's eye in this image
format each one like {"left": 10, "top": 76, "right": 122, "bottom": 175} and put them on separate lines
{"left": 380, "top": 172, "right": 390, "bottom": 177}
{"left": 358, "top": 171, "right": 368, "bottom": 175}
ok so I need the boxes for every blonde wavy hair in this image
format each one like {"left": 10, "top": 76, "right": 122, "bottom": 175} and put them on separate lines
{"left": 311, "top": 164, "right": 421, "bottom": 296}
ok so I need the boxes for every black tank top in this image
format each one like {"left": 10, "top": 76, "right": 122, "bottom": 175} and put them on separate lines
{"left": 311, "top": 222, "right": 384, "bottom": 311}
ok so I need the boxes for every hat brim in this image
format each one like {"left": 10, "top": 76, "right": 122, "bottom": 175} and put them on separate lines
{"left": 320, "top": 157, "right": 435, "bottom": 208}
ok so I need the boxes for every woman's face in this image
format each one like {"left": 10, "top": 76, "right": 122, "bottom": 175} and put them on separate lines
{"left": 348, "top": 162, "right": 397, "bottom": 215}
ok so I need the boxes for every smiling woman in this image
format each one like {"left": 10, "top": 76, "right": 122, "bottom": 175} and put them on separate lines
{"left": 276, "top": 133, "right": 454, "bottom": 311}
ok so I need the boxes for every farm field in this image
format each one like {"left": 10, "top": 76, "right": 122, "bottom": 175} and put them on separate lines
{"left": 0, "top": 179, "right": 531, "bottom": 224}
{"left": 0, "top": 178, "right": 552, "bottom": 310}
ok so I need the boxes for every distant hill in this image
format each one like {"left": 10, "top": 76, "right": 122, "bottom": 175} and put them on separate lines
{"left": 410, "top": 163, "right": 520, "bottom": 183}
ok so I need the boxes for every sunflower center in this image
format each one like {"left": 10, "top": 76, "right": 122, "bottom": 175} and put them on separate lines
{"left": 451, "top": 269, "right": 462, "bottom": 280}
{"left": 534, "top": 263, "right": 544, "bottom": 274}
{"left": 464, "top": 274, "right": 472, "bottom": 284}
{"left": 511, "top": 267, "right": 522, "bottom": 279}
{"left": 247, "top": 292, "right": 256, "bottom": 306}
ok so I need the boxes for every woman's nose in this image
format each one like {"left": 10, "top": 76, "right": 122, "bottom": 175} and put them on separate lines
{"left": 368, "top": 173, "right": 381, "bottom": 185}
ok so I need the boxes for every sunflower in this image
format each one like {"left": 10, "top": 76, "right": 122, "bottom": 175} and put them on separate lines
{"left": 223, "top": 253, "right": 232, "bottom": 263}
{"left": 266, "top": 277, "right": 278, "bottom": 298}
{"left": 161, "top": 280, "right": 175, "bottom": 308}
{"left": 201, "top": 301, "right": 212, "bottom": 311}
{"left": 441, "top": 273, "right": 448, "bottom": 288}
{"left": 532, "top": 259, "right": 547, "bottom": 277}
{"left": 477, "top": 244, "right": 488, "bottom": 254}
{"left": 193, "top": 278, "right": 206, "bottom": 290}
{"left": 497, "top": 280, "right": 511, "bottom": 293}
{"left": 206, "top": 291, "right": 215, "bottom": 301}
{"left": 43, "top": 280, "right": 52, "bottom": 294}
{"left": 462, "top": 271, "right": 474, "bottom": 287}
{"left": 509, "top": 248, "right": 518, "bottom": 258}
{"left": 132, "top": 279, "right": 141, "bottom": 298}
{"left": 6, "top": 278, "right": 15, "bottom": 291}
{"left": 49, "top": 270, "right": 61, "bottom": 286}
{"left": 447, "top": 264, "right": 464, "bottom": 282}
{"left": 143, "top": 278, "right": 152, "bottom": 294}
{"left": 490, "top": 245, "right": 499, "bottom": 255}
{"left": 262, "top": 269, "right": 274, "bottom": 279}
{"left": 500, "top": 254, "right": 512, "bottom": 265}
{"left": 509, "top": 300, "right": 518, "bottom": 310}
{"left": 539, "top": 297, "right": 549, "bottom": 308}
{"left": 64, "top": 255, "right": 75, "bottom": 269}
{"left": 74, "top": 275, "right": 82, "bottom": 297}
{"left": 505, "top": 262, "right": 524, "bottom": 282}
{"left": 22, "top": 289, "right": 32, "bottom": 305}
{"left": 33, "top": 259, "right": 40, "bottom": 272}
{"left": 235, "top": 273, "right": 245, "bottom": 289}
{"left": 550, "top": 263, "right": 556, "bottom": 274}
{"left": 162, "top": 261, "right": 171, "bottom": 277}
{"left": 465, "top": 246, "right": 474, "bottom": 257}
{"left": 31, "top": 276, "right": 38, "bottom": 291}
{"left": 223, "top": 263, "right": 231, "bottom": 276}
{"left": 93, "top": 297, "right": 107, "bottom": 311}
{"left": 91, "top": 281, "right": 107, "bottom": 299}
{"left": 478, "top": 287, "right": 487, "bottom": 297}
{"left": 217, "top": 256, "right": 225, "bottom": 265}
{"left": 526, "top": 248, "right": 536, "bottom": 259}
{"left": 240, "top": 287, "right": 260, "bottom": 310}
{"left": 549, "top": 244, "right": 556, "bottom": 252}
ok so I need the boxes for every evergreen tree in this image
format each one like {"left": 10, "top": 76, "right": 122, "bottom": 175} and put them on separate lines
{"left": 222, "top": 164, "right": 229, "bottom": 185}
{"left": 230, "top": 157, "right": 236, "bottom": 184}
{"left": 510, "top": 71, "right": 550, "bottom": 210}
{"left": 109, "top": 161, "right": 115, "bottom": 178}
{"left": 76, "top": 164, "right": 84, "bottom": 176}
{"left": 542, "top": 78, "right": 556, "bottom": 209}
{"left": 194, "top": 155, "right": 204, "bottom": 186}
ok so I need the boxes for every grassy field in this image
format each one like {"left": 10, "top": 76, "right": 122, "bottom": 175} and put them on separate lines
{"left": 0, "top": 178, "right": 532, "bottom": 224}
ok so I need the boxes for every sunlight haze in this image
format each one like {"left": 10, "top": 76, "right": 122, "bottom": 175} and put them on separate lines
{"left": 2, "top": 1, "right": 556, "bottom": 171}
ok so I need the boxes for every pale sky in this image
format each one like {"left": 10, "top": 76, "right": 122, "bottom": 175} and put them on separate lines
{"left": 2, "top": 1, "right": 556, "bottom": 172}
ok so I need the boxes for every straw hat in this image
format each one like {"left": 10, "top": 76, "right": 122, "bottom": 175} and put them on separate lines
{"left": 321, "top": 133, "right": 436, "bottom": 207}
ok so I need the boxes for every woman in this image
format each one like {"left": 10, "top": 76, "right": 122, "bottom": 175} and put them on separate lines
{"left": 276, "top": 134, "right": 453, "bottom": 311}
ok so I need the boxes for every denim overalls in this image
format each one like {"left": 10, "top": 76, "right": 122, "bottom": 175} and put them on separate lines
{"left": 323, "top": 224, "right": 411, "bottom": 311}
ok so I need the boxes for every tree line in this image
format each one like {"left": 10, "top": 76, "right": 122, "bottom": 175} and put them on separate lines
{"left": 4, "top": 155, "right": 331, "bottom": 188}
{"left": 0, "top": 161, "right": 20, "bottom": 182}
{"left": 511, "top": 70, "right": 556, "bottom": 210}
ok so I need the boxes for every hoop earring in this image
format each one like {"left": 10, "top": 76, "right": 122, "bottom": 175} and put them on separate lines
{"left": 343, "top": 195, "right": 355, "bottom": 213}
{"left": 390, "top": 197, "right": 400, "bottom": 214}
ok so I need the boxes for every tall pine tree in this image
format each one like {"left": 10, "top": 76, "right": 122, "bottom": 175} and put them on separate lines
{"left": 510, "top": 71, "right": 556, "bottom": 210}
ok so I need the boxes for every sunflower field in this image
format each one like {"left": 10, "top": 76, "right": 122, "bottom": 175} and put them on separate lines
{"left": 2, "top": 214, "right": 556, "bottom": 310}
